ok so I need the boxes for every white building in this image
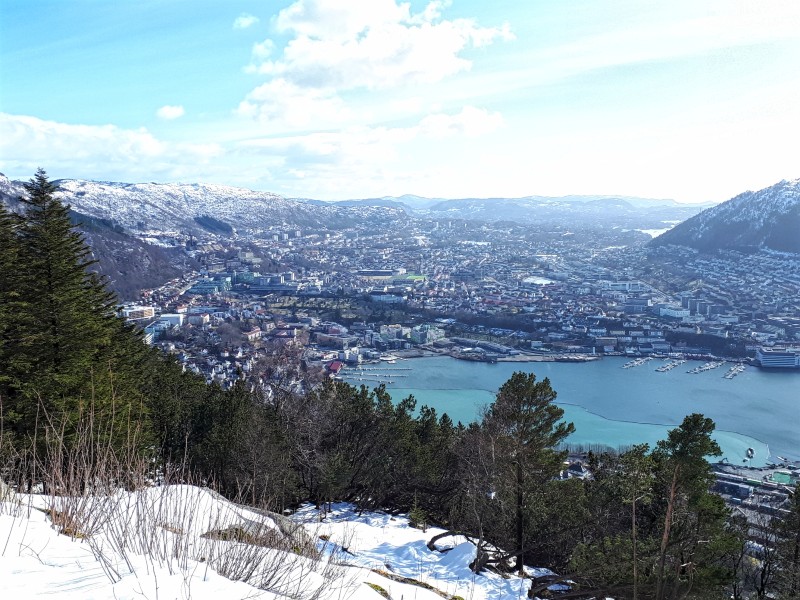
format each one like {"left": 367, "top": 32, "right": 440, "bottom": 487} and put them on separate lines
{"left": 756, "top": 347, "right": 800, "bottom": 368}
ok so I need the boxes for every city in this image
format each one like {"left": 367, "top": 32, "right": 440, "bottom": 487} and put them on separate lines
{"left": 125, "top": 214, "right": 800, "bottom": 390}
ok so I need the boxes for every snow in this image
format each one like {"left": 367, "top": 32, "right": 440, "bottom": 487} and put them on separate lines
{"left": 293, "top": 503, "right": 556, "bottom": 600}
{"left": 0, "top": 486, "right": 557, "bottom": 600}
{"left": 666, "top": 177, "right": 800, "bottom": 249}
{"left": 0, "top": 502, "right": 272, "bottom": 600}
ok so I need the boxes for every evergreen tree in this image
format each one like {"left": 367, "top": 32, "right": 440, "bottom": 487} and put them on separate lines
{"left": 4, "top": 170, "right": 150, "bottom": 458}
{"left": 481, "top": 371, "right": 575, "bottom": 575}
{"left": 774, "top": 484, "right": 800, "bottom": 598}
{"left": 569, "top": 419, "right": 739, "bottom": 599}
{"left": 620, "top": 444, "right": 655, "bottom": 600}
{"left": 652, "top": 413, "right": 726, "bottom": 600}
{"left": 0, "top": 202, "right": 23, "bottom": 399}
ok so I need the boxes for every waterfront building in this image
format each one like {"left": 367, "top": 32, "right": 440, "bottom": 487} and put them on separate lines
{"left": 756, "top": 347, "right": 800, "bottom": 368}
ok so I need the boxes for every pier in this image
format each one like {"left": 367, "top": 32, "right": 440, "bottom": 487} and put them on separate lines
{"left": 622, "top": 356, "right": 653, "bottom": 369}
{"left": 655, "top": 359, "right": 686, "bottom": 372}
{"left": 723, "top": 364, "right": 746, "bottom": 379}
{"left": 687, "top": 360, "right": 725, "bottom": 374}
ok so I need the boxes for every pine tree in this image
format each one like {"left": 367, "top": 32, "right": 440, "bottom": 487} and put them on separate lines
{"left": 652, "top": 413, "right": 725, "bottom": 600}
{"left": 6, "top": 169, "right": 147, "bottom": 455}
{"left": 481, "top": 371, "right": 575, "bottom": 575}
{"left": 774, "top": 484, "right": 800, "bottom": 598}
{"left": 0, "top": 202, "right": 25, "bottom": 404}
{"left": 16, "top": 169, "right": 118, "bottom": 387}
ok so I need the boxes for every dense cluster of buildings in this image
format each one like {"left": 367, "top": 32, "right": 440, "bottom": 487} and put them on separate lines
{"left": 121, "top": 215, "right": 800, "bottom": 378}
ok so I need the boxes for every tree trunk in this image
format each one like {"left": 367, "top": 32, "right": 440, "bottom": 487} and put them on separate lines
{"left": 791, "top": 529, "right": 800, "bottom": 599}
{"left": 656, "top": 465, "right": 680, "bottom": 600}
{"left": 633, "top": 497, "right": 638, "bottom": 600}
{"left": 515, "top": 458, "right": 525, "bottom": 576}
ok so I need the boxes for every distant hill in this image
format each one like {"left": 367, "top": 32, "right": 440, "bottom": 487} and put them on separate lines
{"left": 0, "top": 175, "right": 407, "bottom": 236}
{"left": 650, "top": 178, "right": 800, "bottom": 253}
{"left": 325, "top": 193, "right": 708, "bottom": 229}
{"left": 421, "top": 195, "right": 706, "bottom": 230}
{"left": 0, "top": 175, "right": 190, "bottom": 300}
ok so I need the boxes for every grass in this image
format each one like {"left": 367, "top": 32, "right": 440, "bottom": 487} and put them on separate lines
{"left": 365, "top": 582, "right": 391, "bottom": 597}
{"left": 0, "top": 399, "right": 357, "bottom": 600}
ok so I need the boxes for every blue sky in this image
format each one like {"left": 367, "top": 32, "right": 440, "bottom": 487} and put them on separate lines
{"left": 1, "top": 0, "right": 799, "bottom": 202}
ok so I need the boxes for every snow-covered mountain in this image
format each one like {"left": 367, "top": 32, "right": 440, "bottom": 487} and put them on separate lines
{"left": 0, "top": 174, "right": 192, "bottom": 299}
{"left": 420, "top": 195, "right": 706, "bottom": 228}
{"left": 651, "top": 178, "right": 800, "bottom": 253}
{"left": 1, "top": 173, "right": 707, "bottom": 235}
{"left": 0, "top": 174, "right": 407, "bottom": 236}
{"left": 327, "top": 193, "right": 708, "bottom": 229}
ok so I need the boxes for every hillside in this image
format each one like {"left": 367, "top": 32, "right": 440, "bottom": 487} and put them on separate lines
{"left": 651, "top": 178, "right": 800, "bottom": 253}
{"left": 1, "top": 175, "right": 407, "bottom": 236}
{"left": 0, "top": 173, "right": 407, "bottom": 298}
{"left": 0, "top": 486, "right": 551, "bottom": 600}
{"left": 0, "top": 175, "right": 188, "bottom": 299}
{"left": 329, "top": 193, "right": 707, "bottom": 230}
{"left": 3, "top": 174, "right": 699, "bottom": 235}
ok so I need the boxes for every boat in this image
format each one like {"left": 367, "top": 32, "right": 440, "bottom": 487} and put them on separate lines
{"left": 746, "top": 447, "right": 755, "bottom": 459}
{"left": 688, "top": 360, "right": 725, "bottom": 374}
{"left": 622, "top": 357, "right": 652, "bottom": 369}
{"left": 723, "top": 364, "right": 746, "bottom": 379}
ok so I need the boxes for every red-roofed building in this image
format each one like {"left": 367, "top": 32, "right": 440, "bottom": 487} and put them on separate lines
{"left": 327, "top": 361, "right": 343, "bottom": 374}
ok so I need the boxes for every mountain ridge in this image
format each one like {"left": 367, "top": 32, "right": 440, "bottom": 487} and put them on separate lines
{"left": 650, "top": 178, "right": 800, "bottom": 253}
{"left": 1, "top": 173, "right": 706, "bottom": 233}
{"left": 0, "top": 174, "right": 408, "bottom": 236}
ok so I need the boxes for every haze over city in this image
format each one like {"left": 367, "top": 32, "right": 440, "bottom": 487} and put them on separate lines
{"left": 2, "top": 0, "right": 800, "bottom": 203}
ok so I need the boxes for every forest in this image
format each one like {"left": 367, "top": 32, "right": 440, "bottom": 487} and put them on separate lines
{"left": 1, "top": 171, "right": 798, "bottom": 599}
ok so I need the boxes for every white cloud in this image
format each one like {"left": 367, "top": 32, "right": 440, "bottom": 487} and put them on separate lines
{"left": 248, "top": 0, "right": 513, "bottom": 89}
{"left": 237, "top": 0, "right": 511, "bottom": 140}
{"left": 250, "top": 39, "right": 275, "bottom": 61}
{"left": 233, "top": 13, "right": 260, "bottom": 30}
{"left": 418, "top": 106, "right": 503, "bottom": 138}
{"left": 0, "top": 113, "right": 221, "bottom": 181}
{"left": 235, "top": 105, "right": 503, "bottom": 196}
{"left": 240, "top": 106, "right": 500, "bottom": 153}
{"left": 236, "top": 78, "right": 349, "bottom": 128}
{"left": 156, "top": 105, "right": 185, "bottom": 120}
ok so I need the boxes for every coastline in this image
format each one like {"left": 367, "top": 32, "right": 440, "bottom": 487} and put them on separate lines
{"left": 496, "top": 353, "right": 601, "bottom": 363}
{"left": 343, "top": 354, "right": 799, "bottom": 465}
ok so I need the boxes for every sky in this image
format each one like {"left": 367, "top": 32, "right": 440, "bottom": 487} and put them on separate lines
{"left": 1, "top": 0, "right": 799, "bottom": 203}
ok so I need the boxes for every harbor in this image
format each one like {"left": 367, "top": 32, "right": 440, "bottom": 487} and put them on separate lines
{"left": 619, "top": 356, "right": 747, "bottom": 379}
{"left": 339, "top": 360, "right": 412, "bottom": 385}
{"left": 687, "top": 360, "right": 725, "bottom": 374}
{"left": 622, "top": 356, "right": 653, "bottom": 369}
{"left": 655, "top": 359, "right": 686, "bottom": 372}
{"left": 358, "top": 354, "right": 799, "bottom": 465}
{"left": 723, "top": 364, "right": 747, "bottom": 379}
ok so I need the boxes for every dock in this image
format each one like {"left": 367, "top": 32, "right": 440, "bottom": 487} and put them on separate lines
{"left": 687, "top": 360, "right": 725, "bottom": 374}
{"left": 622, "top": 356, "right": 653, "bottom": 369}
{"left": 723, "top": 364, "right": 746, "bottom": 379}
{"left": 655, "top": 359, "right": 686, "bottom": 372}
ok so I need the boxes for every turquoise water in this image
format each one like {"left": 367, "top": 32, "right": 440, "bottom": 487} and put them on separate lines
{"left": 342, "top": 356, "right": 800, "bottom": 466}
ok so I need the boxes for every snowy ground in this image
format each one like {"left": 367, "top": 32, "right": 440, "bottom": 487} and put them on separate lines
{"left": 0, "top": 485, "right": 555, "bottom": 599}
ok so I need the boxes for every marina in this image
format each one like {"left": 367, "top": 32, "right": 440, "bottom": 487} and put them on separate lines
{"left": 655, "top": 359, "right": 686, "bottom": 372}
{"left": 723, "top": 364, "right": 747, "bottom": 379}
{"left": 622, "top": 356, "right": 653, "bottom": 369}
{"left": 687, "top": 360, "right": 725, "bottom": 374}
{"left": 339, "top": 362, "right": 413, "bottom": 385}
